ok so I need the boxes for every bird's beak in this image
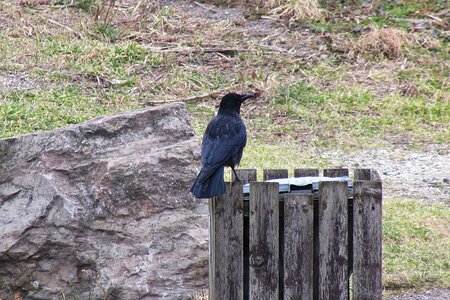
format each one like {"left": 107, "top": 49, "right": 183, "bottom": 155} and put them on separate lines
{"left": 240, "top": 93, "right": 255, "bottom": 102}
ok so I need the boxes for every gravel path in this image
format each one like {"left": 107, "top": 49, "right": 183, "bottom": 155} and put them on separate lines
{"left": 322, "top": 145, "right": 450, "bottom": 204}
{"left": 386, "top": 288, "right": 450, "bottom": 299}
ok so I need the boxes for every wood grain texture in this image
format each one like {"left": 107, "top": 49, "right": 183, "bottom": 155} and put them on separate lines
{"left": 294, "top": 168, "right": 320, "bottom": 177}
{"left": 236, "top": 168, "right": 257, "bottom": 300}
{"left": 284, "top": 193, "right": 313, "bottom": 300}
{"left": 354, "top": 169, "right": 371, "bottom": 181}
{"left": 318, "top": 180, "right": 349, "bottom": 300}
{"left": 263, "top": 169, "right": 289, "bottom": 181}
{"left": 209, "top": 181, "right": 244, "bottom": 300}
{"left": 233, "top": 169, "right": 257, "bottom": 184}
{"left": 249, "top": 182, "right": 279, "bottom": 300}
{"left": 323, "top": 168, "right": 349, "bottom": 178}
{"left": 353, "top": 180, "right": 383, "bottom": 300}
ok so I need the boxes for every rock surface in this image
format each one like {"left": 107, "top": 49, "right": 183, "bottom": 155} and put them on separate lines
{"left": 0, "top": 102, "right": 208, "bottom": 299}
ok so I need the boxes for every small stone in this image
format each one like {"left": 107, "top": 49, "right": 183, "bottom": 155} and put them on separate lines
{"left": 432, "top": 29, "right": 441, "bottom": 36}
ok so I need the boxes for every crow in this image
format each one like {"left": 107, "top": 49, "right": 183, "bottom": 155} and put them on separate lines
{"left": 190, "top": 92, "right": 255, "bottom": 198}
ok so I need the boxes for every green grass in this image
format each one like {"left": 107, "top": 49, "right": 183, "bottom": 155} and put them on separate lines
{"left": 51, "top": 0, "right": 98, "bottom": 12}
{"left": 37, "top": 38, "right": 157, "bottom": 78}
{"left": 359, "top": 17, "right": 410, "bottom": 30}
{"left": 383, "top": 199, "right": 450, "bottom": 291}
{"left": 216, "top": 143, "right": 331, "bottom": 181}
{"left": 384, "top": 0, "right": 448, "bottom": 17}
{"left": 0, "top": 87, "right": 139, "bottom": 137}
{"left": 268, "top": 80, "right": 449, "bottom": 146}
{"left": 237, "top": 140, "right": 331, "bottom": 179}
{"left": 92, "top": 23, "right": 120, "bottom": 41}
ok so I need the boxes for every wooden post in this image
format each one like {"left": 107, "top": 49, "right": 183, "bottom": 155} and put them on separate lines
{"left": 324, "top": 168, "right": 349, "bottom": 177}
{"left": 209, "top": 181, "right": 244, "bottom": 300}
{"left": 318, "top": 181, "right": 348, "bottom": 300}
{"left": 353, "top": 179, "right": 382, "bottom": 300}
{"left": 235, "top": 169, "right": 258, "bottom": 300}
{"left": 263, "top": 169, "right": 289, "bottom": 181}
{"left": 234, "top": 169, "right": 257, "bottom": 183}
{"left": 284, "top": 194, "right": 313, "bottom": 300}
{"left": 249, "top": 182, "right": 279, "bottom": 300}
{"left": 350, "top": 168, "right": 372, "bottom": 288}
{"left": 354, "top": 169, "right": 371, "bottom": 181}
{"left": 263, "top": 169, "right": 288, "bottom": 299}
{"left": 294, "top": 168, "right": 319, "bottom": 177}
{"left": 315, "top": 168, "right": 348, "bottom": 299}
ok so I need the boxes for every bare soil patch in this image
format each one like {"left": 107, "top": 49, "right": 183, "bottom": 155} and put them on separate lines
{"left": 0, "top": 72, "right": 38, "bottom": 92}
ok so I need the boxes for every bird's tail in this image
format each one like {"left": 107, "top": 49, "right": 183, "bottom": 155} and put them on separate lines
{"left": 190, "top": 166, "right": 226, "bottom": 198}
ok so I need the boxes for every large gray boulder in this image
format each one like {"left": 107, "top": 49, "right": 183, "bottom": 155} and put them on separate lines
{"left": 0, "top": 103, "right": 208, "bottom": 299}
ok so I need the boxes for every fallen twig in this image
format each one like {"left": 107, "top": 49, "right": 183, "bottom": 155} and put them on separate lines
{"left": 428, "top": 15, "right": 443, "bottom": 23}
{"left": 194, "top": 1, "right": 219, "bottom": 13}
{"left": 131, "top": 0, "right": 143, "bottom": 15}
{"left": 47, "top": 18, "right": 83, "bottom": 39}
{"left": 261, "top": 15, "right": 279, "bottom": 21}
{"left": 260, "top": 29, "right": 289, "bottom": 42}
{"left": 143, "top": 46, "right": 249, "bottom": 55}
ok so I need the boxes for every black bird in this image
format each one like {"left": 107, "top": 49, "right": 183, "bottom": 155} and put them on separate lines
{"left": 190, "top": 92, "right": 255, "bottom": 198}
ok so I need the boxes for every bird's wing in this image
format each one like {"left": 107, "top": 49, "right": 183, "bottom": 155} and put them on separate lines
{"left": 197, "top": 116, "right": 246, "bottom": 183}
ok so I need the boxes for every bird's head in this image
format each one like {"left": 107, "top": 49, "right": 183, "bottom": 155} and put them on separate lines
{"left": 218, "top": 92, "right": 255, "bottom": 114}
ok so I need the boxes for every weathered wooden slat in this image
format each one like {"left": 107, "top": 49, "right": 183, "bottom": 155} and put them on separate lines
{"left": 323, "top": 168, "right": 349, "bottom": 177}
{"left": 354, "top": 169, "right": 371, "bottom": 181}
{"left": 353, "top": 180, "right": 382, "bottom": 300}
{"left": 261, "top": 169, "right": 287, "bottom": 299}
{"left": 233, "top": 169, "right": 257, "bottom": 184}
{"left": 350, "top": 169, "right": 373, "bottom": 292}
{"left": 209, "top": 181, "right": 244, "bottom": 300}
{"left": 294, "top": 168, "right": 320, "bottom": 177}
{"left": 263, "top": 169, "right": 289, "bottom": 180}
{"left": 249, "top": 182, "right": 279, "bottom": 300}
{"left": 235, "top": 169, "right": 257, "bottom": 300}
{"left": 284, "top": 194, "right": 313, "bottom": 300}
{"left": 313, "top": 196, "right": 319, "bottom": 300}
{"left": 209, "top": 199, "right": 216, "bottom": 298}
{"left": 318, "top": 181, "right": 348, "bottom": 300}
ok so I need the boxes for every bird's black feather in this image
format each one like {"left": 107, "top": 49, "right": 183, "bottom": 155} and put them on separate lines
{"left": 190, "top": 93, "right": 254, "bottom": 198}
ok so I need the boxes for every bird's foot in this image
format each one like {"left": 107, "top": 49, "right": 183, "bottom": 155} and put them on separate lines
{"left": 232, "top": 168, "right": 241, "bottom": 182}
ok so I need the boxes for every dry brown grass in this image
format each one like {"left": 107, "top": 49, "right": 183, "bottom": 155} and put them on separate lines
{"left": 198, "top": 0, "right": 322, "bottom": 21}
{"left": 267, "top": 0, "right": 322, "bottom": 21}
{"left": 350, "top": 27, "right": 407, "bottom": 59}
{"left": 330, "top": 25, "right": 444, "bottom": 62}
{"left": 192, "top": 290, "right": 208, "bottom": 300}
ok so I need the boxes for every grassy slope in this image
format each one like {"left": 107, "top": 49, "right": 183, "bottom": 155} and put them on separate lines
{"left": 383, "top": 199, "right": 449, "bottom": 292}
{"left": 0, "top": 0, "right": 449, "bottom": 294}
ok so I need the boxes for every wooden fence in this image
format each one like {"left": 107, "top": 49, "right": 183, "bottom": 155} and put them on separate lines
{"left": 209, "top": 168, "right": 382, "bottom": 300}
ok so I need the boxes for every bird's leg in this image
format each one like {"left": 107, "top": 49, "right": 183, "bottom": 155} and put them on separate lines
{"left": 232, "top": 167, "right": 241, "bottom": 182}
